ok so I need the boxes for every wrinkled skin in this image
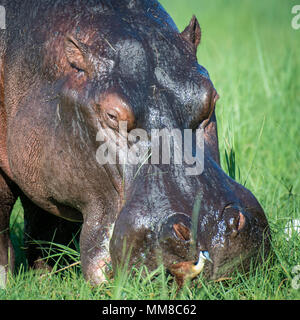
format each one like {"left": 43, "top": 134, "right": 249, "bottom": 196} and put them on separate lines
{"left": 0, "top": 0, "right": 270, "bottom": 285}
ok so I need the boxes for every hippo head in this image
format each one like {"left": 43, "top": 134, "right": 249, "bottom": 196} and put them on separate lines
{"left": 103, "top": 6, "right": 270, "bottom": 280}
{"left": 42, "top": 0, "right": 270, "bottom": 284}
{"left": 97, "top": 5, "right": 269, "bottom": 279}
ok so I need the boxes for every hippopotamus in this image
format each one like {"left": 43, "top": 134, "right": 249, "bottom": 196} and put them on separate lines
{"left": 0, "top": 0, "right": 270, "bottom": 286}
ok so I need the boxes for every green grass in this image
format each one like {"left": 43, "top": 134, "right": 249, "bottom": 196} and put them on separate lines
{"left": 1, "top": 0, "right": 300, "bottom": 299}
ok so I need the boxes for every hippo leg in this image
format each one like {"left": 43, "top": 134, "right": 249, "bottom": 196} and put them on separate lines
{"left": 79, "top": 211, "right": 114, "bottom": 285}
{"left": 0, "top": 170, "right": 16, "bottom": 287}
{"left": 20, "top": 194, "right": 81, "bottom": 270}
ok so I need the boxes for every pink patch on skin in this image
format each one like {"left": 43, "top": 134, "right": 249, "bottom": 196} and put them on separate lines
{"left": 93, "top": 257, "right": 111, "bottom": 283}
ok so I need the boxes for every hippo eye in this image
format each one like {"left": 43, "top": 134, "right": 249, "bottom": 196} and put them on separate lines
{"left": 98, "top": 93, "right": 136, "bottom": 131}
{"left": 107, "top": 112, "right": 118, "bottom": 122}
{"left": 105, "top": 110, "right": 119, "bottom": 129}
{"left": 70, "top": 63, "right": 84, "bottom": 73}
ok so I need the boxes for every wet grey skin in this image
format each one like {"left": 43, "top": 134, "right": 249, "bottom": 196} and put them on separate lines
{"left": 0, "top": 0, "right": 270, "bottom": 286}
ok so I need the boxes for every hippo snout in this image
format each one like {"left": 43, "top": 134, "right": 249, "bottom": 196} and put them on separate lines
{"left": 155, "top": 203, "right": 270, "bottom": 281}
{"left": 110, "top": 169, "right": 271, "bottom": 284}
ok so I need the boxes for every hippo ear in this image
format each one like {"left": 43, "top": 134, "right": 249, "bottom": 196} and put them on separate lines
{"left": 64, "top": 35, "right": 91, "bottom": 73}
{"left": 181, "top": 15, "right": 201, "bottom": 54}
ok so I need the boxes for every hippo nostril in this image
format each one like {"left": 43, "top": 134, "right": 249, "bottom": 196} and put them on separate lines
{"left": 230, "top": 212, "right": 246, "bottom": 237}
{"left": 224, "top": 206, "right": 247, "bottom": 238}
{"left": 158, "top": 212, "right": 192, "bottom": 245}
{"left": 173, "top": 223, "right": 191, "bottom": 241}
{"left": 237, "top": 212, "right": 246, "bottom": 231}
